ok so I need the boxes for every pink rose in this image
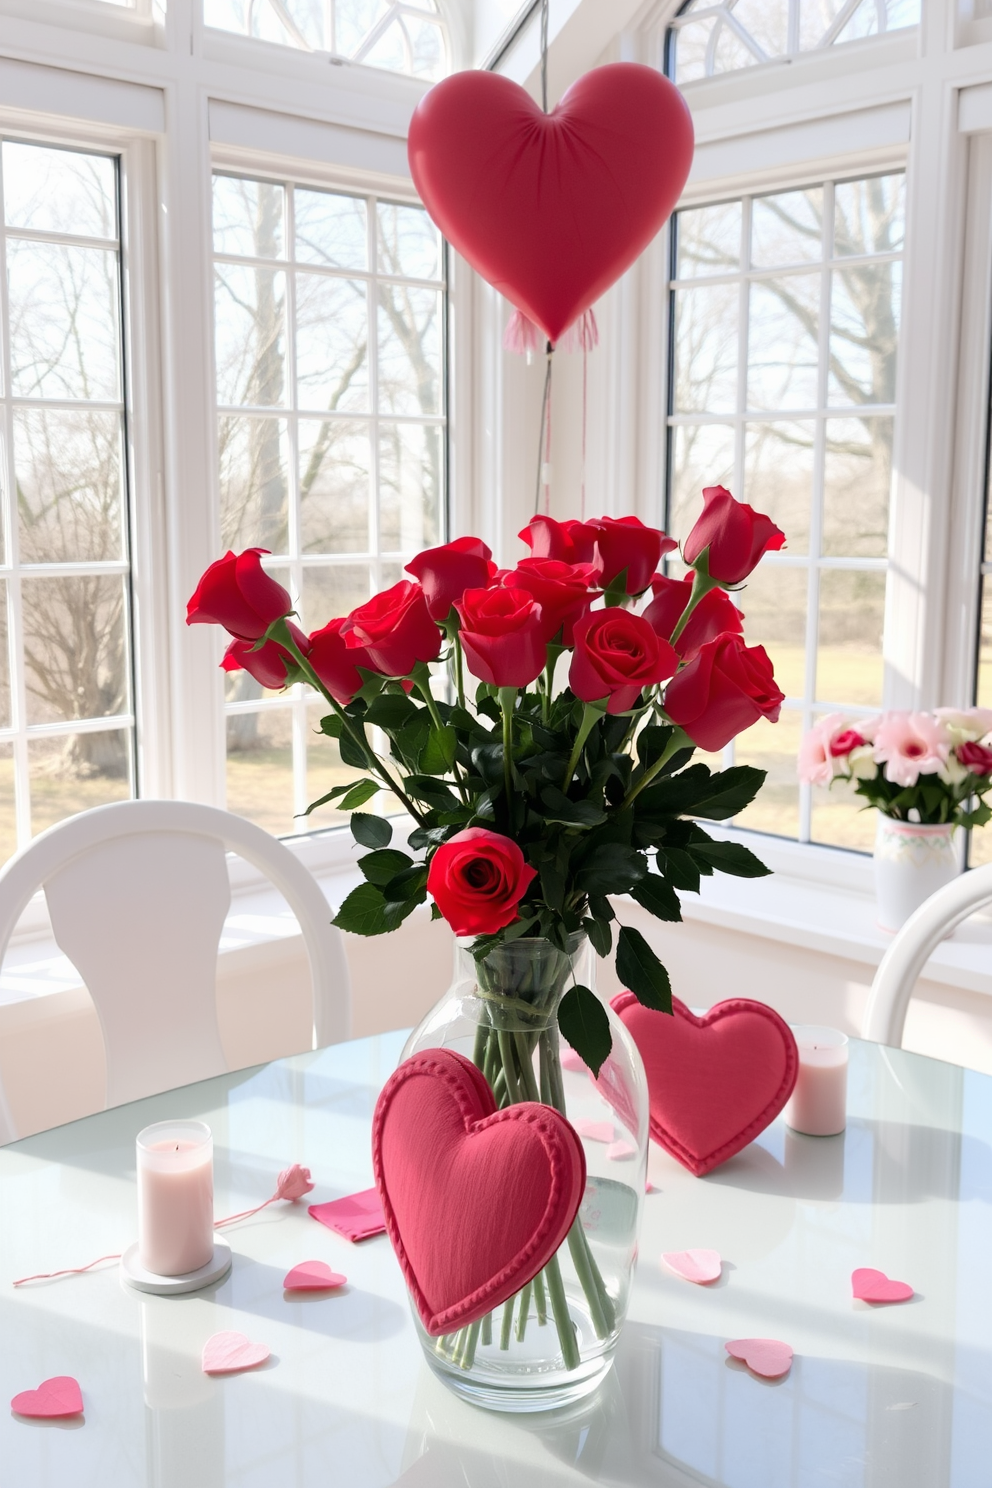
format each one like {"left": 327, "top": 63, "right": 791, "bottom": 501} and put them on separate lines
{"left": 798, "top": 713, "right": 850, "bottom": 786}
{"left": 958, "top": 740, "right": 992, "bottom": 777}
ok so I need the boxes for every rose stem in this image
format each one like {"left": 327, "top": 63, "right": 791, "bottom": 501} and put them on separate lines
{"left": 515, "top": 1282, "right": 532, "bottom": 1342}
{"left": 534, "top": 1271, "right": 548, "bottom": 1325}
{"left": 459, "top": 1320, "right": 481, "bottom": 1370}
{"left": 497, "top": 1031, "right": 523, "bottom": 1104}
{"left": 500, "top": 1294, "right": 515, "bottom": 1350}
{"left": 472, "top": 1022, "right": 489, "bottom": 1072}
{"left": 668, "top": 565, "right": 720, "bottom": 647}
{"left": 562, "top": 702, "right": 603, "bottom": 790}
{"left": 544, "top": 1254, "right": 580, "bottom": 1370}
{"left": 481, "top": 1311, "right": 493, "bottom": 1347}
{"left": 620, "top": 726, "right": 693, "bottom": 811}
{"left": 498, "top": 687, "right": 518, "bottom": 819}
{"left": 454, "top": 634, "right": 466, "bottom": 711}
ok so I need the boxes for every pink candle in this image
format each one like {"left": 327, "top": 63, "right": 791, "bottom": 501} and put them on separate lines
{"left": 783, "top": 1026, "right": 848, "bottom": 1137}
{"left": 137, "top": 1120, "right": 215, "bottom": 1277}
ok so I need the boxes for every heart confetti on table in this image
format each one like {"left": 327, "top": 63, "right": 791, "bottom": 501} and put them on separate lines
{"left": 11, "top": 1376, "right": 83, "bottom": 1418}
{"left": 560, "top": 1046, "right": 586, "bottom": 1073}
{"left": 201, "top": 1331, "right": 270, "bottom": 1375}
{"left": 309, "top": 1188, "right": 386, "bottom": 1243}
{"left": 663, "top": 1248, "right": 722, "bottom": 1285}
{"left": 852, "top": 1267, "right": 914, "bottom": 1303}
{"left": 606, "top": 1140, "right": 636, "bottom": 1161}
{"left": 725, "top": 1338, "right": 793, "bottom": 1379}
{"left": 573, "top": 1119, "right": 615, "bottom": 1144}
{"left": 283, "top": 1261, "right": 347, "bottom": 1292}
{"left": 373, "top": 1047, "right": 586, "bottom": 1337}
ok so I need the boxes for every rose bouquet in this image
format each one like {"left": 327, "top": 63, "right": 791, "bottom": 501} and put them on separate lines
{"left": 799, "top": 709, "right": 992, "bottom": 828}
{"left": 188, "top": 486, "right": 785, "bottom": 1376}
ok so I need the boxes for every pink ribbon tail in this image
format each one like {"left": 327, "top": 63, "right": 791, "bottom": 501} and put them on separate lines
{"left": 13, "top": 1254, "right": 121, "bottom": 1287}
{"left": 213, "top": 1196, "right": 278, "bottom": 1228}
{"left": 502, "top": 308, "right": 543, "bottom": 355}
{"left": 557, "top": 308, "right": 599, "bottom": 354}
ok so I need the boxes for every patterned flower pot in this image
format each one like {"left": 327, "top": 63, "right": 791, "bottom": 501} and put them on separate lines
{"left": 873, "top": 814, "right": 959, "bottom": 932}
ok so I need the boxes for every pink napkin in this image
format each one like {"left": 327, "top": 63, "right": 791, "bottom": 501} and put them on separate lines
{"left": 309, "top": 1188, "right": 386, "bottom": 1242}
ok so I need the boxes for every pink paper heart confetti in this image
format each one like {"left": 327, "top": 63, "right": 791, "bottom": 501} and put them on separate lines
{"left": 283, "top": 1260, "right": 347, "bottom": 1292}
{"left": 606, "top": 1140, "right": 636, "bottom": 1161}
{"left": 573, "top": 1119, "right": 615, "bottom": 1144}
{"left": 201, "top": 1331, "right": 270, "bottom": 1375}
{"left": 662, "top": 1248, "right": 722, "bottom": 1285}
{"left": 725, "top": 1338, "right": 793, "bottom": 1378}
{"left": 852, "top": 1267, "right": 914, "bottom": 1303}
{"left": 11, "top": 1376, "right": 83, "bottom": 1418}
{"left": 560, "top": 1047, "right": 586, "bottom": 1072}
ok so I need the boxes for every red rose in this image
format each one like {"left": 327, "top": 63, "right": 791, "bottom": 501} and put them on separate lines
{"left": 682, "top": 486, "right": 786, "bottom": 585}
{"left": 643, "top": 573, "right": 744, "bottom": 658}
{"left": 829, "top": 729, "right": 865, "bottom": 758}
{"left": 308, "top": 618, "right": 376, "bottom": 705}
{"left": 186, "top": 548, "right": 292, "bottom": 640}
{"left": 958, "top": 740, "right": 992, "bottom": 777}
{"left": 221, "top": 622, "right": 310, "bottom": 690}
{"left": 664, "top": 633, "right": 784, "bottom": 751}
{"left": 341, "top": 580, "right": 441, "bottom": 677}
{"left": 504, "top": 558, "right": 600, "bottom": 643}
{"left": 405, "top": 536, "right": 497, "bottom": 621}
{"left": 569, "top": 608, "right": 678, "bottom": 715}
{"left": 427, "top": 827, "right": 538, "bottom": 937}
{"left": 518, "top": 515, "right": 601, "bottom": 566}
{"left": 456, "top": 586, "right": 547, "bottom": 688}
{"left": 590, "top": 516, "right": 677, "bottom": 595}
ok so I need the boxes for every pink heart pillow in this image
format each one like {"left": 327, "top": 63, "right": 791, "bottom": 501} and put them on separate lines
{"left": 611, "top": 994, "right": 798, "bottom": 1176}
{"left": 373, "top": 1048, "right": 585, "bottom": 1336}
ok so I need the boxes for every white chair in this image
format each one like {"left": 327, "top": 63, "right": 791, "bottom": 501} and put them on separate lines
{"left": 0, "top": 799, "right": 351, "bottom": 1144}
{"left": 862, "top": 862, "right": 992, "bottom": 1048}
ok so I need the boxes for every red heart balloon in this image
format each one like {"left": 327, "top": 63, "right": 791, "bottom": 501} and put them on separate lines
{"left": 408, "top": 63, "right": 694, "bottom": 345}
{"left": 612, "top": 994, "right": 798, "bottom": 1176}
{"left": 373, "top": 1048, "right": 586, "bottom": 1336}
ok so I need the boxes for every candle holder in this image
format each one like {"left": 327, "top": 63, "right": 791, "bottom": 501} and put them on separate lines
{"left": 121, "top": 1120, "right": 232, "bottom": 1296}
{"left": 782, "top": 1026, "right": 848, "bottom": 1138}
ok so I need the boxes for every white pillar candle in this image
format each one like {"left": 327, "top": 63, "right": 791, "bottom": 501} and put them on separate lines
{"left": 137, "top": 1120, "right": 215, "bottom": 1277}
{"left": 783, "top": 1026, "right": 848, "bottom": 1137}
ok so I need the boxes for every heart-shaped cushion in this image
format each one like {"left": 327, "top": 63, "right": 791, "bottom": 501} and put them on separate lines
{"left": 201, "top": 1331, "right": 270, "bottom": 1375}
{"left": 373, "top": 1048, "right": 586, "bottom": 1336}
{"left": 408, "top": 64, "right": 693, "bottom": 345}
{"left": 11, "top": 1376, "right": 83, "bottom": 1418}
{"left": 611, "top": 994, "right": 798, "bottom": 1176}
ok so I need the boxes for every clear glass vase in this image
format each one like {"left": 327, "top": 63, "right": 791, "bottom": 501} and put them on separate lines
{"left": 401, "top": 935, "right": 649, "bottom": 1413}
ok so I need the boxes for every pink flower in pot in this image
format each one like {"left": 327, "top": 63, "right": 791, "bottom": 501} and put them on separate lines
{"left": 872, "top": 712, "right": 950, "bottom": 788}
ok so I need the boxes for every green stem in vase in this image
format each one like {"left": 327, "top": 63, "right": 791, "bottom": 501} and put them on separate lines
{"left": 481, "top": 1311, "right": 492, "bottom": 1347}
{"left": 457, "top": 1321, "right": 481, "bottom": 1370}
{"left": 544, "top": 1253, "right": 580, "bottom": 1370}
{"left": 500, "top": 1294, "right": 515, "bottom": 1350}
{"left": 497, "top": 1030, "right": 523, "bottom": 1103}
{"left": 516, "top": 1281, "right": 532, "bottom": 1342}
{"left": 534, "top": 1270, "right": 548, "bottom": 1325}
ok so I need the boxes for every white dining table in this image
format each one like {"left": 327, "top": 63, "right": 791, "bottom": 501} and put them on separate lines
{"left": 2, "top": 1028, "right": 990, "bottom": 1488}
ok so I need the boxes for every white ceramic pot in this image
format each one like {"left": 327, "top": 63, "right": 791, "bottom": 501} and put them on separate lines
{"left": 873, "top": 814, "right": 959, "bottom": 932}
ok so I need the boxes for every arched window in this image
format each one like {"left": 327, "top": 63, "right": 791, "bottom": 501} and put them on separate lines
{"left": 666, "top": 0, "right": 921, "bottom": 87}
{"left": 204, "top": 0, "right": 450, "bottom": 80}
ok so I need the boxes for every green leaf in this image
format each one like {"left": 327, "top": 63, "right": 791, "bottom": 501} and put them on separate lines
{"left": 558, "top": 984, "right": 613, "bottom": 1078}
{"left": 301, "top": 778, "right": 377, "bottom": 816}
{"left": 630, "top": 874, "right": 682, "bottom": 922}
{"left": 318, "top": 712, "right": 343, "bottom": 739}
{"left": 393, "top": 716, "right": 431, "bottom": 770}
{"left": 338, "top": 722, "right": 371, "bottom": 770}
{"left": 539, "top": 786, "right": 607, "bottom": 828}
{"left": 637, "top": 725, "right": 673, "bottom": 769}
{"left": 588, "top": 895, "right": 615, "bottom": 923}
{"left": 499, "top": 915, "right": 540, "bottom": 945}
{"left": 584, "top": 917, "right": 613, "bottom": 958}
{"left": 689, "top": 765, "right": 767, "bottom": 821}
{"left": 616, "top": 926, "right": 672, "bottom": 1013}
{"left": 692, "top": 840, "right": 771, "bottom": 878}
{"left": 350, "top": 812, "right": 392, "bottom": 849}
{"left": 332, "top": 882, "right": 417, "bottom": 936}
{"left": 430, "top": 902, "right": 444, "bottom": 920}
{"left": 365, "top": 693, "right": 421, "bottom": 730}
{"left": 421, "top": 724, "right": 458, "bottom": 776}
{"left": 358, "top": 848, "right": 414, "bottom": 886}
{"left": 338, "top": 778, "right": 380, "bottom": 810}
{"left": 406, "top": 775, "right": 461, "bottom": 811}
{"left": 408, "top": 824, "right": 453, "bottom": 850}
{"left": 574, "top": 844, "right": 647, "bottom": 896}
{"left": 382, "top": 865, "right": 428, "bottom": 903}
{"left": 661, "top": 846, "right": 702, "bottom": 891}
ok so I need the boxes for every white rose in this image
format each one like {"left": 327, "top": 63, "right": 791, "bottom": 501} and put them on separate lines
{"left": 939, "top": 753, "right": 969, "bottom": 786}
{"left": 848, "top": 745, "right": 877, "bottom": 781}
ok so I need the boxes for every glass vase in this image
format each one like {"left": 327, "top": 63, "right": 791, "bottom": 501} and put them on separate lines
{"left": 401, "top": 934, "right": 649, "bottom": 1413}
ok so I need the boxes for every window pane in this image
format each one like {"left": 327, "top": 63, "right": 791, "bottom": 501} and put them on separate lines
{"left": 743, "top": 421, "right": 814, "bottom": 555}
{"left": 295, "top": 189, "right": 367, "bottom": 270}
{"left": 377, "top": 285, "right": 442, "bottom": 415}
{"left": 978, "top": 583, "right": 992, "bottom": 710}
{"left": 822, "top": 416, "right": 891, "bottom": 558}
{"left": 301, "top": 565, "right": 371, "bottom": 630}
{"left": 834, "top": 173, "right": 905, "bottom": 257}
{"left": 733, "top": 0, "right": 789, "bottom": 54}
{"left": 218, "top": 415, "right": 290, "bottom": 554}
{"left": 22, "top": 575, "right": 130, "bottom": 726}
{"left": 295, "top": 274, "right": 368, "bottom": 413}
{"left": 828, "top": 261, "right": 901, "bottom": 407}
{"left": 214, "top": 265, "right": 286, "bottom": 408}
{"left": 8, "top": 242, "right": 120, "bottom": 401}
{"left": 3, "top": 144, "right": 116, "bottom": 238}
{"left": 669, "top": 424, "right": 735, "bottom": 547}
{"left": 337, "top": 0, "right": 390, "bottom": 51}
{"left": 226, "top": 708, "right": 295, "bottom": 837}
{"left": 815, "top": 569, "right": 885, "bottom": 706}
{"left": 747, "top": 274, "right": 820, "bottom": 411}
{"left": 676, "top": 201, "right": 741, "bottom": 279}
{"left": 738, "top": 565, "right": 806, "bottom": 698}
{"left": 673, "top": 19, "right": 716, "bottom": 85}
{"left": 0, "top": 744, "right": 14, "bottom": 864}
{"left": 376, "top": 202, "right": 440, "bottom": 280}
{"left": 0, "top": 582, "right": 11, "bottom": 729}
{"left": 29, "top": 730, "right": 132, "bottom": 837}
{"left": 673, "top": 284, "right": 738, "bottom": 414}
{"left": 15, "top": 409, "right": 123, "bottom": 565}
{"left": 379, "top": 422, "right": 442, "bottom": 553}
{"left": 213, "top": 175, "right": 284, "bottom": 260}
{"left": 750, "top": 189, "right": 823, "bottom": 269}
{"left": 305, "top": 701, "right": 364, "bottom": 829}
{"left": 299, "top": 418, "right": 371, "bottom": 554}
{"left": 734, "top": 710, "right": 803, "bottom": 840}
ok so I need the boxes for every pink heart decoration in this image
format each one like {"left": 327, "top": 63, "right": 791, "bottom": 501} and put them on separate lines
{"left": 662, "top": 1248, "right": 722, "bottom": 1285}
{"left": 611, "top": 994, "right": 798, "bottom": 1176}
{"left": 201, "top": 1331, "right": 270, "bottom": 1375}
{"left": 725, "top": 1338, "right": 793, "bottom": 1378}
{"left": 283, "top": 1260, "right": 347, "bottom": 1292}
{"left": 573, "top": 1118, "right": 615, "bottom": 1144}
{"left": 11, "top": 1376, "right": 83, "bottom": 1418}
{"left": 373, "top": 1048, "right": 586, "bottom": 1337}
{"left": 852, "top": 1268, "right": 914, "bottom": 1303}
{"left": 408, "top": 65, "right": 694, "bottom": 344}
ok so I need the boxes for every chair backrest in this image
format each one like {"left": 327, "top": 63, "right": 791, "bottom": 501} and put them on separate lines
{"left": 0, "top": 800, "right": 351, "bottom": 1143}
{"left": 862, "top": 862, "right": 992, "bottom": 1048}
